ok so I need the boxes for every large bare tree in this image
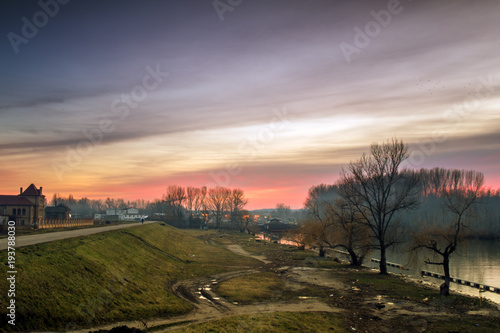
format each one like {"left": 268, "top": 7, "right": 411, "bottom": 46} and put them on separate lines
{"left": 339, "top": 139, "right": 420, "bottom": 274}
{"left": 412, "top": 169, "right": 484, "bottom": 295}
{"left": 206, "top": 186, "right": 231, "bottom": 230}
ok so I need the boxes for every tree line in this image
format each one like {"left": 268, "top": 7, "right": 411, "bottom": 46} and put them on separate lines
{"left": 150, "top": 185, "right": 249, "bottom": 230}
{"left": 51, "top": 185, "right": 250, "bottom": 231}
{"left": 296, "top": 138, "right": 499, "bottom": 295}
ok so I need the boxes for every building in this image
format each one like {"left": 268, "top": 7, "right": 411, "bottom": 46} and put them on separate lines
{"left": 0, "top": 184, "right": 46, "bottom": 226}
{"left": 95, "top": 208, "right": 146, "bottom": 222}
{"left": 45, "top": 203, "right": 71, "bottom": 220}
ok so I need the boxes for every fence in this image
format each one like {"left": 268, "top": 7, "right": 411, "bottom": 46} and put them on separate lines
{"left": 36, "top": 218, "right": 94, "bottom": 230}
{"left": 421, "top": 270, "right": 500, "bottom": 294}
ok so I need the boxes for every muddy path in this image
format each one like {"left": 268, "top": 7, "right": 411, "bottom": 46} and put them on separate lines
{"left": 225, "top": 244, "right": 272, "bottom": 264}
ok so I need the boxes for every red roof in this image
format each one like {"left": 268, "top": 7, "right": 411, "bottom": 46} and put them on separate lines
{"left": 20, "top": 184, "right": 42, "bottom": 196}
{"left": 0, "top": 195, "right": 33, "bottom": 206}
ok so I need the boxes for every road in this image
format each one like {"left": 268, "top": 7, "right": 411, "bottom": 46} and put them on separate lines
{"left": 0, "top": 221, "right": 158, "bottom": 250}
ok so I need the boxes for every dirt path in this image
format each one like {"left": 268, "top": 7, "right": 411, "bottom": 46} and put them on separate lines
{"left": 225, "top": 244, "right": 272, "bottom": 264}
{"left": 75, "top": 266, "right": 340, "bottom": 333}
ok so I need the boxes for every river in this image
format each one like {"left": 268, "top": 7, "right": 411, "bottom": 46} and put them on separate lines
{"left": 369, "top": 239, "right": 500, "bottom": 305}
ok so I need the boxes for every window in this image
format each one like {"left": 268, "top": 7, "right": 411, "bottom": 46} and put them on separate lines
{"left": 12, "top": 208, "right": 16, "bottom": 215}
{"left": 22, "top": 208, "right": 26, "bottom": 216}
{"left": 17, "top": 208, "right": 21, "bottom": 215}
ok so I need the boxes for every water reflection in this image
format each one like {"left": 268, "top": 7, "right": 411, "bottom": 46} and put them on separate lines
{"left": 366, "top": 239, "right": 500, "bottom": 304}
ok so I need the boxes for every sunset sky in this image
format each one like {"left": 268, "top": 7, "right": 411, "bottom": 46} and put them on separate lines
{"left": 1, "top": 0, "right": 499, "bottom": 209}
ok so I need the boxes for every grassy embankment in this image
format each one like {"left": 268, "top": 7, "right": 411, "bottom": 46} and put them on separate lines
{"left": 0, "top": 223, "right": 260, "bottom": 331}
{"left": 164, "top": 312, "right": 343, "bottom": 333}
{"left": 0, "top": 220, "right": 137, "bottom": 238}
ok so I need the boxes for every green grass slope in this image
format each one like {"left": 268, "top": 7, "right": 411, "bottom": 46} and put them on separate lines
{"left": 167, "top": 312, "right": 344, "bottom": 332}
{"left": 0, "top": 223, "right": 260, "bottom": 331}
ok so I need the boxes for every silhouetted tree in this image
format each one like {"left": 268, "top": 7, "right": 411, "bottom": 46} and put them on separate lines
{"left": 273, "top": 203, "right": 292, "bottom": 222}
{"left": 206, "top": 186, "right": 231, "bottom": 229}
{"left": 163, "top": 185, "right": 186, "bottom": 222}
{"left": 412, "top": 169, "right": 484, "bottom": 295}
{"left": 228, "top": 188, "right": 248, "bottom": 231}
{"left": 339, "top": 138, "right": 420, "bottom": 274}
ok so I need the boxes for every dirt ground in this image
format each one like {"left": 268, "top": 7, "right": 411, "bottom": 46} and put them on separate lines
{"left": 81, "top": 244, "right": 500, "bottom": 333}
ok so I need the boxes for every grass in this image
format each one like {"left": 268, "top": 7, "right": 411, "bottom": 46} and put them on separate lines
{"left": 341, "top": 268, "right": 495, "bottom": 310}
{"left": 216, "top": 272, "right": 287, "bottom": 304}
{"left": 199, "top": 231, "right": 335, "bottom": 268}
{"left": 0, "top": 223, "right": 261, "bottom": 331}
{"left": 216, "top": 271, "right": 329, "bottom": 305}
{"left": 167, "top": 312, "right": 344, "bottom": 332}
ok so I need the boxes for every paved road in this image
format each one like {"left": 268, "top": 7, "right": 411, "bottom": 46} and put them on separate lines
{"left": 0, "top": 221, "right": 158, "bottom": 250}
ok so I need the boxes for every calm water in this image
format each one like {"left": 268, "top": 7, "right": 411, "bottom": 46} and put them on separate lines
{"left": 362, "top": 239, "right": 500, "bottom": 304}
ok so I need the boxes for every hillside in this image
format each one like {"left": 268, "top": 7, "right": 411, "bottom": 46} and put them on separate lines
{"left": 0, "top": 223, "right": 260, "bottom": 331}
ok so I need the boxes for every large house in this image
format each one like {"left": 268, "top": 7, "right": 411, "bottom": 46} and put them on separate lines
{"left": 0, "top": 184, "right": 46, "bottom": 226}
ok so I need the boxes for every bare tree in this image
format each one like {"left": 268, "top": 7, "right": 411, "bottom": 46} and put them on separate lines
{"left": 412, "top": 169, "right": 484, "bottom": 295}
{"left": 228, "top": 188, "right": 248, "bottom": 231}
{"left": 304, "top": 183, "right": 371, "bottom": 265}
{"left": 194, "top": 186, "right": 206, "bottom": 218}
{"left": 105, "top": 197, "right": 115, "bottom": 210}
{"left": 327, "top": 195, "right": 372, "bottom": 266}
{"left": 339, "top": 138, "right": 420, "bottom": 274}
{"left": 206, "top": 186, "right": 231, "bottom": 230}
{"left": 286, "top": 223, "right": 308, "bottom": 250}
{"left": 186, "top": 187, "right": 201, "bottom": 220}
{"left": 304, "top": 184, "right": 337, "bottom": 257}
{"left": 274, "top": 203, "right": 292, "bottom": 222}
{"left": 163, "top": 185, "right": 186, "bottom": 222}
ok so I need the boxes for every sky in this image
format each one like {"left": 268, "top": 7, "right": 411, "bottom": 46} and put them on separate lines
{"left": 1, "top": 0, "right": 499, "bottom": 210}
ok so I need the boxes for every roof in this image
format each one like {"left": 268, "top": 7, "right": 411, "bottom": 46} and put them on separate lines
{"left": 0, "top": 195, "right": 34, "bottom": 206}
{"left": 45, "top": 203, "right": 71, "bottom": 213}
{"left": 20, "top": 184, "right": 42, "bottom": 196}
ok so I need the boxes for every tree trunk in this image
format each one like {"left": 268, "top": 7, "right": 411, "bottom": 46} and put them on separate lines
{"left": 348, "top": 250, "right": 360, "bottom": 266}
{"left": 379, "top": 246, "right": 388, "bottom": 274}
{"left": 440, "top": 255, "right": 451, "bottom": 296}
{"left": 319, "top": 246, "right": 325, "bottom": 257}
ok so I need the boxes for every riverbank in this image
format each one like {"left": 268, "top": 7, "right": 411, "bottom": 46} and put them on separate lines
{"left": 1, "top": 226, "right": 499, "bottom": 332}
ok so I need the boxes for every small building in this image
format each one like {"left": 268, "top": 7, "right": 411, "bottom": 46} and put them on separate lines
{"left": 45, "top": 203, "right": 71, "bottom": 220}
